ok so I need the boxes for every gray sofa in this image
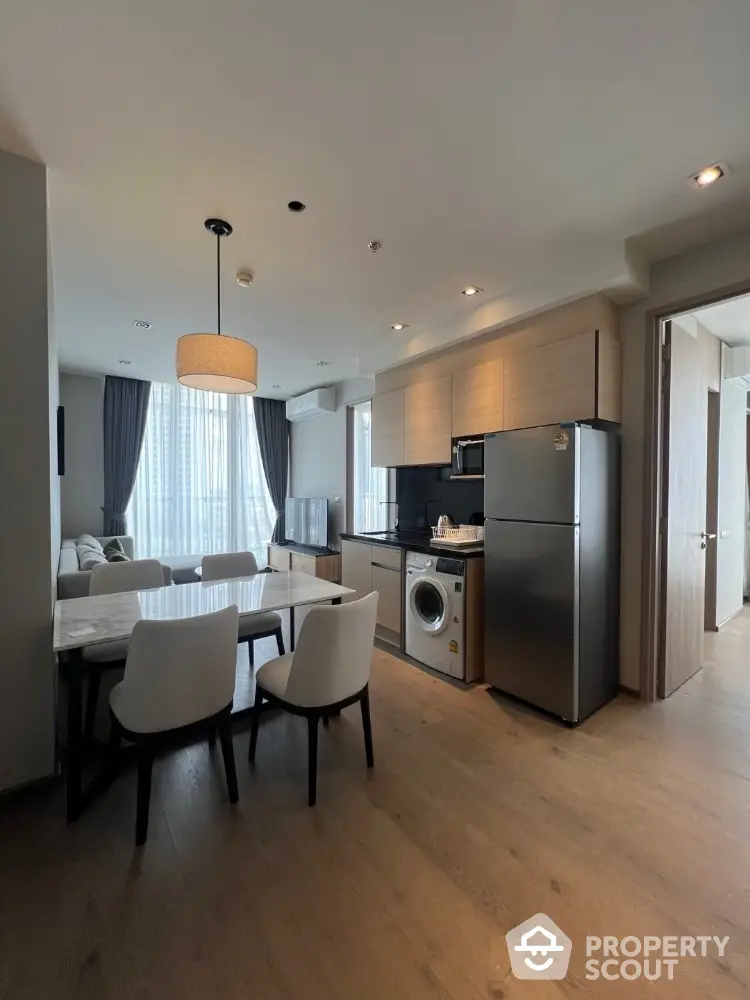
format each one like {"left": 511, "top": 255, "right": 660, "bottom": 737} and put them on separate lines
{"left": 57, "top": 536, "right": 172, "bottom": 599}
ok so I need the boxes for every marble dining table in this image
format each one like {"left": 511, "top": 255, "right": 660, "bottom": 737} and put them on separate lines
{"left": 54, "top": 570, "right": 354, "bottom": 821}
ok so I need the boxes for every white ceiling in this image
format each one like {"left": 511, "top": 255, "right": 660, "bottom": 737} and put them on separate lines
{"left": 4, "top": 0, "right": 750, "bottom": 396}
{"left": 692, "top": 293, "right": 750, "bottom": 346}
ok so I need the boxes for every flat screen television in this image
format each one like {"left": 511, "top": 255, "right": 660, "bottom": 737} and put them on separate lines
{"left": 285, "top": 497, "right": 329, "bottom": 549}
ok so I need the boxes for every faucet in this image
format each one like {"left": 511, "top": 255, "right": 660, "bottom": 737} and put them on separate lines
{"left": 380, "top": 501, "right": 399, "bottom": 531}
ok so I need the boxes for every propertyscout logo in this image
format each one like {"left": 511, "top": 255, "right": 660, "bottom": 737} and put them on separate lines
{"left": 506, "top": 914, "right": 571, "bottom": 980}
{"left": 505, "top": 914, "right": 729, "bottom": 982}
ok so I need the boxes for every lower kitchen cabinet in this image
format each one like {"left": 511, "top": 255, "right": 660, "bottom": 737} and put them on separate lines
{"left": 341, "top": 539, "right": 403, "bottom": 646}
{"left": 341, "top": 540, "right": 373, "bottom": 601}
{"left": 371, "top": 564, "right": 401, "bottom": 643}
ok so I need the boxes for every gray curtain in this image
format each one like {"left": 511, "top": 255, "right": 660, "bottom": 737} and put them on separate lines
{"left": 103, "top": 375, "right": 151, "bottom": 535}
{"left": 254, "top": 397, "right": 289, "bottom": 543}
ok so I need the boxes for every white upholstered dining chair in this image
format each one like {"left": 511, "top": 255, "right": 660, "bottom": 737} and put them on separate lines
{"left": 248, "top": 592, "right": 379, "bottom": 806}
{"left": 201, "top": 552, "right": 284, "bottom": 665}
{"left": 109, "top": 605, "right": 240, "bottom": 846}
{"left": 82, "top": 558, "right": 167, "bottom": 738}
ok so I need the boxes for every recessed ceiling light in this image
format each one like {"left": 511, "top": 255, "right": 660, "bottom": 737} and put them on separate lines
{"left": 118, "top": 359, "right": 132, "bottom": 365}
{"left": 271, "top": 383, "right": 283, "bottom": 389}
{"left": 317, "top": 360, "right": 331, "bottom": 367}
{"left": 288, "top": 200, "right": 306, "bottom": 212}
{"left": 133, "top": 320, "right": 152, "bottom": 329}
{"left": 462, "top": 285, "right": 482, "bottom": 296}
{"left": 391, "top": 323, "right": 409, "bottom": 331}
{"left": 689, "top": 162, "right": 729, "bottom": 189}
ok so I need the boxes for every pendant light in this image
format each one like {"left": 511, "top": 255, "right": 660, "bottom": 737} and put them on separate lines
{"left": 176, "top": 218, "right": 258, "bottom": 393}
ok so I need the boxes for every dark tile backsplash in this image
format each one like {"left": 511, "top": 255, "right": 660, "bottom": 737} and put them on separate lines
{"left": 396, "top": 466, "right": 484, "bottom": 529}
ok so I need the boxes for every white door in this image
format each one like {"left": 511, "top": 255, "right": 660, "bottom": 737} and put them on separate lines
{"left": 660, "top": 320, "right": 710, "bottom": 696}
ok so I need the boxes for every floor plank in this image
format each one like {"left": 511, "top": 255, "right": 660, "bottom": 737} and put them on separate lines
{"left": 3, "top": 614, "right": 750, "bottom": 998}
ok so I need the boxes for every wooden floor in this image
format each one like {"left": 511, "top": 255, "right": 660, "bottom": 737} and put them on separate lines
{"left": 3, "top": 613, "right": 750, "bottom": 999}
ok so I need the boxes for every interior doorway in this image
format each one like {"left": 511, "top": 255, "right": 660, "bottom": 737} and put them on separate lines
{"left": 644, "top": 290, "right": 750, "bottom": 699}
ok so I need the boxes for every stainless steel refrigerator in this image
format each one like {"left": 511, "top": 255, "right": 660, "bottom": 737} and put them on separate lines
{"left": 484, "top": 424, "right": 620, "bottom": 723}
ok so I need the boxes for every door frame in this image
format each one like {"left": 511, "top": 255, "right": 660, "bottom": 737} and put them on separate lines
{"left": 640, "top": 278, "right": 750, "bottom": 700}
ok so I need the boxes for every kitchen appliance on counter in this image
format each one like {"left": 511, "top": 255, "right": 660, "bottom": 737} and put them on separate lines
{"left": 405, "top": 551, "right": 483, "bottom": 682}
{"left": 451, "top": 436, "right": 485, "bottom": 479}
{"left": 484, "top": 424, "right": 620, "bottom": 724}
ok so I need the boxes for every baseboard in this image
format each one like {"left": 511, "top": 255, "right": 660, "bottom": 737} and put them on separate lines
{"left": 716, "top": 606, "right": 744, "bottom": 629}
{"left": 618, "top": 684, "right": 641, "bottom": 699}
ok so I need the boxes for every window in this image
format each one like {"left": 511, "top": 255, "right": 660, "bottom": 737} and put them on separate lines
{"left": 128, "top": 382, "right": 275, "bottom": 563}
{"left": 351, "top": 400, "right": 392, "bottom": 533}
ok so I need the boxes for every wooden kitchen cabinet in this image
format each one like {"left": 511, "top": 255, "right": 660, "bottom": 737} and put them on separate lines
{"left": 504, "top": 331, "right": 600, "bottom": 430}
{"left": 341, "top": 540, "right": 372, "bottom": 601}
{"left": 451, "top": 358, "right": 504, "bottom": 437}
{"left": 371, "top": 564, "right": 401, "bottom": 636}
{"left": 403, "top": 377, "right": 452, "bottom": 466}
{"left": 371, "top": 389, "right": 404, "bottom": 467}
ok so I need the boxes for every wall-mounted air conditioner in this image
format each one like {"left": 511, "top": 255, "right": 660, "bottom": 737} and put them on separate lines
{"left": 285, "top": 387, "right": 336, "bottom": 422}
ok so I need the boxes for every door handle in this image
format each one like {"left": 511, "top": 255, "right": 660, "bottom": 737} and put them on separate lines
{"left": 701, "top": 531, "right": 717, "bottom": 540}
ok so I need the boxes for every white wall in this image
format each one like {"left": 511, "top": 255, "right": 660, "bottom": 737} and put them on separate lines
{"left": 290, "top": 377, "right": 374, "bottom": 547}
{"left": 59, "top": 372, "right": 105, "bottom": 537}
{"left": 621, "top": 228, "right": 750, "bottom": 690}
{"left": 715, "top": 348, "right": 747, "bottom": 626}
{"left": 0, "top": 148, "right": 56, "bottom": 790}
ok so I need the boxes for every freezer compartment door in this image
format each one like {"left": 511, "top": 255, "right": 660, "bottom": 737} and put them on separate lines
{"left": 484, "top": 426, "right": 578, "bottom": 524}
{"left": 484, "top": 519, "right": 578, "bottom": 721}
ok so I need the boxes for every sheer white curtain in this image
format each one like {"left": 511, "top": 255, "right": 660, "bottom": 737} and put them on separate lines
{"left": 351, "top": 401, "right": 390, "bottom": 532}
{"left": 128, "top": 382, "right": 275, "bottom": 563}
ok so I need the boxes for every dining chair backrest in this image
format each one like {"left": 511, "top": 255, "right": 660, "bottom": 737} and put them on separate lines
{"left": 114, "top": 605, "right": 240, "bottom": 734}
{"left": 90, "top": 558, "right": 165, "bottom": 596}
{"left": 202, "top": 551, "right": 259, "bottom": 582}
{"left": 285, "top": 592, "right": 379, "bottom": 707}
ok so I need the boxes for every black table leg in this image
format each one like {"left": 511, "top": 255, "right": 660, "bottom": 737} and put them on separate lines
{"left": 66, "top": 650, "right": 84, "bottom": 822}
{"left": 289, "top": 605, "right": 295, "bottom": 652}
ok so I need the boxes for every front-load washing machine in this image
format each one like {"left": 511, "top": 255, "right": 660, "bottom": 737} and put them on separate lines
{"left": 405, "top": 551, "right": 468, "bottom": 680}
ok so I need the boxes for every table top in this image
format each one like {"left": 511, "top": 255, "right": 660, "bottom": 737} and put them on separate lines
{"left": 54, "top": 571, "right": 354, "bottom": 652}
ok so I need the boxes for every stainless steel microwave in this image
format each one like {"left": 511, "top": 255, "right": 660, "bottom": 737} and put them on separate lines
{"left": 451, "top": 436, "right": 485, "bottom": 479}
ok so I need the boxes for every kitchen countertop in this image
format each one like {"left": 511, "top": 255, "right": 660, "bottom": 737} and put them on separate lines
{"left": 341, "top": 530, "right": 484, "bottom": 558}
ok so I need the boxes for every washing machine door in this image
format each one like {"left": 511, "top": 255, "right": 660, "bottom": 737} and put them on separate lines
{"left": 409, "top": 575, "right": 450, "bottom": 634}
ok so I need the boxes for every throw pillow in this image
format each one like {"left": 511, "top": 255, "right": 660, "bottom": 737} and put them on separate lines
{"left": 79, "top": 549, "right": 108, "bottom": 571}
{"left": 104, "top": 539, "right": 131, "bottom": 564}
{"left": 106, "top": 550, "right": 131, "bottom": 563}
{"left": 77, "top": 533, "right": 104, "bottom": 553}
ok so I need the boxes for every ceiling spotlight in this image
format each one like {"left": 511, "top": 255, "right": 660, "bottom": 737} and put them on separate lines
{"left": 689, "top": 162, "right": 729, "bottom": 189}
{"left": 288, "top": 200, "right": 306, "bottom": 212}
{"left": 271, "top": 383, "right": 283, "bottom": 389}
{"left": 367, "top": 241, "right": 382, "bottom": 253}
{"left": 118, "top": 359, "right": 132, "bottom": 365}
{"left": 462, "top": 285, "right": 482, "bottom": 296}
{"left": 391, "top": 323, "right": 409, "bottom": 331}
{"left": 236, "top": 270, "right": 254, "bottom": 287}
{"left": 133, "top": 320, "right": 152, "bottom": 329}
{"left": 317, "top": 360, "right": 331, "bottom": 367}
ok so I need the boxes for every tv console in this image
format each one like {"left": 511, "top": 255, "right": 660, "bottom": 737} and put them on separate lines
{"left": 267, "top": 541, "right": 341, "bottom": 583}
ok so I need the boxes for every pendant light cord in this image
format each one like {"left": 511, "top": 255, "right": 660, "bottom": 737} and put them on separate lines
{"left": 216, "top": 230, "right": 222, "bottom": 336}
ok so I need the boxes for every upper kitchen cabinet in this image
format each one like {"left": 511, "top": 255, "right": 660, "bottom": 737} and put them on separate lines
{"left": 404, "top": 376, "right": 452, "bottom": 466}
{"left": 371, "top": 388, "right": 405, "bottom": 467}
{"left": 452, "top": 358, "right": 504, "bottom": 438}
{"left": 504, "top": 330, "right": 620, "bottom": 429}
